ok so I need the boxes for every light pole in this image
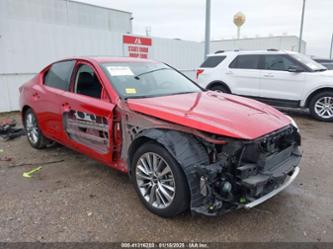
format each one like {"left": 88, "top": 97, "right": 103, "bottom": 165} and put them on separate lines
{"left": 298, "top": 0, "right": 306, "bottom": 53}
{"left": 204, "top": 0, "right": 211, "bottom": 60}
{"left": 330, "top": 33, "right": 333, "bottom": 60}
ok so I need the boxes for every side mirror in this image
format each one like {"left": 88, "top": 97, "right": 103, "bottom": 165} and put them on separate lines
{"left": 288, "top": 65, "right": 303, "bottom": 73}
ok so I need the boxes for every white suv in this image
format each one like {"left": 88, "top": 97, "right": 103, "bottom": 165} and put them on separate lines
{"left": 196, "top": 50, "right": 333, "bottom": 121}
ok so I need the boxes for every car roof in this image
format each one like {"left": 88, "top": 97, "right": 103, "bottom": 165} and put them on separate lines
{"left": 91, "top": 56, "right": 157, "bottom": 64}
{"left": 56, "top": 56, "right": 158, "bottom": 64}
{"left": 207, "top": 50, "right": 297, "bottom": 57}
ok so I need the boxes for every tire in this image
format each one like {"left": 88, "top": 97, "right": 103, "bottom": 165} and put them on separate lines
{"left": 24, "top": 108, "right": 49, "bottom": 149}
{"left": 210, "top": 84, "right": 230, "bottom": 93}
{"left": 309, "top": 91, "right": 333, "bottom": 122}
{"left": 131, "top": 141, "right": 189, "bottom": 218}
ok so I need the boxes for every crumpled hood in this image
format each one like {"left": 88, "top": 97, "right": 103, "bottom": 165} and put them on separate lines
{"left": 127, "top": 91, "right": 291, "bottom": 140}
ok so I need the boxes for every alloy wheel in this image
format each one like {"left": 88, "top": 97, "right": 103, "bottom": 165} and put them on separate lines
{"left": 135, "top": 152, "right": 176, "bottom": 209}
{"left": 314, "top": 96, "right": 333, "bottom": 119}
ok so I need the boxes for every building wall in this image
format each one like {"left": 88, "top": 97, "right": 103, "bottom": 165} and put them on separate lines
{"left": 0, "top": 1, "right": 203, "bottom": 112}
{"left": 210, "top": 36, "right": 306, "bottom": 54}
{"left": 0, "top": 0, "right": 133, "bottom": 33}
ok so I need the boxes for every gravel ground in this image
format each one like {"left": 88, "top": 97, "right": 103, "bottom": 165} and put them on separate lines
{"left": 0, "top": 111, "right": 332, "bottom": 242}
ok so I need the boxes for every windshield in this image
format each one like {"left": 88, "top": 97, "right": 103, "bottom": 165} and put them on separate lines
{"left": 100, "top": 62, "right": 202, "bottom": 99}
{"left": 290, "top": 53, "right": 327, "bottom": 71}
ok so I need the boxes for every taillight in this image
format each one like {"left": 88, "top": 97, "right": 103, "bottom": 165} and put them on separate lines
{"left": 196, "top": 69, "right": 204, "bottom": 79}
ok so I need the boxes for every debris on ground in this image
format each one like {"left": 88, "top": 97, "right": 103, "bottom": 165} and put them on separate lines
{"left": 0, "top": 156, "right": 12, "bottom": 162}
{"left": 22, "top": 166, "right": 42, "bottom": 178}
{"left": 0, "top": 149, "right": 3, "bottom": 153}
{"left": 9, "top": 159, "right": 65, "bottom": 168}
{"left": 0, "top": 118, "right": 25, "bottom": 141}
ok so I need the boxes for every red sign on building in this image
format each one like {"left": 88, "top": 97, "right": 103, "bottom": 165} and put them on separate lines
{"left": 123, "top": 35, "right": 152, "bottom": 59}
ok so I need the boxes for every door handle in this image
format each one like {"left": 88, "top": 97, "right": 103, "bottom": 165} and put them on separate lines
{"left": 225, "top": 71, "right": 233, "bottom": 75}
{"left": 263, "top": 74, "right": 274, "bottom": 78}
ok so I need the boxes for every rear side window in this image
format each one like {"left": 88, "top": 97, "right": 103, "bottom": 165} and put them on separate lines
{"left": 200, "top": 56, "right": 226, "bottom": 68}
{"left": 44, "top": 60, "right": 75, "bottom": 90}
{"left": 229, "top": 55, "right": 260, "bottom": 69}
{"left": 263, "top": 55, "right": 296, "bottom": 71}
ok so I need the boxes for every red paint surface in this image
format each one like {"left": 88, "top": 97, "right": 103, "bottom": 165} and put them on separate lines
{"left": 128, "top": 91, "right": 291, "bottom": 140}
{"left": 20, "top": 57, "right": 291, "bottom": 173}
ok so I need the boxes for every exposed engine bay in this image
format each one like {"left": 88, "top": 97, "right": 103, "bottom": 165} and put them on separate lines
{"left": 192, "top": 125, "right": 301, "bottom": 215}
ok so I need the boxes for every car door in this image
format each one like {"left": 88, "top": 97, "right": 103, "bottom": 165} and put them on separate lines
{"left": 226, "top": 54, "right": 261, "bottom": 97}
{"left": 61, "top": 61, "right": 116, "bottom": 164}
{"left": 259, "top": 54, "right": 306, "bottom": 101}
{"left": 35, "top": 60, "right": 76, "bottom": 141}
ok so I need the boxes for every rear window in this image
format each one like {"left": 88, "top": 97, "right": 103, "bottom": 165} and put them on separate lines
{"left": 200, "top": 56, "right": 226, "bottom": 68}
{"left": 263, "top": 55, "right": 295, "bottom": 71}
{"left": 229, "top": 55, "right": 260, "bottom": 69}
{"left": 44, "top": 60, "right": 75, "bottom": 91}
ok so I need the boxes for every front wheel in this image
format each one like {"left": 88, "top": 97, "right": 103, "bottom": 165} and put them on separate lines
{"left": 131, "top": 142, "right": 189, "bottom": 217}
{"left": 24, "top": 109, "right": 49, "bottom": 149}
{"left": 309, "top": 91, "right": 333, "bottom": 122}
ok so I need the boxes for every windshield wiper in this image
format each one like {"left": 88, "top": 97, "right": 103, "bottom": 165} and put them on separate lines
{"left": 134, "top": 68, "right": 169, "bottom": 79}
{"left": 173, "top": 91, "right": 199, "bottom": 95}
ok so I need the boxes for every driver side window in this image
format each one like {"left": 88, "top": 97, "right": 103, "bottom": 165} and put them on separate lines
{"left": 74, "top": 64, "right": 102, "bottom": 99}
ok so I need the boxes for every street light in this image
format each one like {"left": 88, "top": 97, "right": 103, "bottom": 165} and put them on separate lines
{"left": 204, "top": 0, "right": 211, "bottom": 60}
{"left": 298, "top": 0, "right": 306, "bottom": 53}
{"left": 330, "top": 33, "right": 333, "bottom": 60}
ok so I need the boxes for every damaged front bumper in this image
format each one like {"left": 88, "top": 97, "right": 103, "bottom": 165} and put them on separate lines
{"left": 244, "top": 166, "right": 299, "bottom": 209}
{"left": 189, "top": 125, "right": 302, "bottom": 216}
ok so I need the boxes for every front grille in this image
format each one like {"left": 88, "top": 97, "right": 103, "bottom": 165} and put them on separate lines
{"left": 241, "top": 125, "right": 299, "bottom": 166}
{"left": 236, "top": 125, "right": 301, "bottom": 197}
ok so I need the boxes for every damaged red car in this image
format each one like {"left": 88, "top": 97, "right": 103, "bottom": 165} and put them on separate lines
{"left": 19, "top": 57, "right": 302, "bottom": 217}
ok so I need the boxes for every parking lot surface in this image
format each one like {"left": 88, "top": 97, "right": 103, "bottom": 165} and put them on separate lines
{"left": 0, "top": 111, "right": 332, "bottom": 242}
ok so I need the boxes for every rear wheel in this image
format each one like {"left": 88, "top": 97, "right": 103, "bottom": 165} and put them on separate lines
{"left": 131, "top": 142, "right": 189, "bottom": 218}
{"left": 309, "top": 91, "right": 333, "bottom": 122}
{"left": 210, "top": 84, "right": 230, "bottom": 93}
{"left": 24, "top": 109, "right": 49, "bottom": 149}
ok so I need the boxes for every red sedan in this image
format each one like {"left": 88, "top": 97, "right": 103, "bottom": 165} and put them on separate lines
{"left": 19, "top": 57, "right": 301, "bottom": 217}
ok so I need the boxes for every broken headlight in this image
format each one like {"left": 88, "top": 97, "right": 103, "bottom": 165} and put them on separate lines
{"left": 287, "top": 115, "right": 299, "bottom": 131}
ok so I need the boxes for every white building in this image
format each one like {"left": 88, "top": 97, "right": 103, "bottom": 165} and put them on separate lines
{"left": 0, "top": 0, "right": 203, "bottom": 112}
{"left": 1, "top": 0, "right": 133, "bottom": 33}
{"left": 210, "top": 36, "right": 306, "bottom": 54}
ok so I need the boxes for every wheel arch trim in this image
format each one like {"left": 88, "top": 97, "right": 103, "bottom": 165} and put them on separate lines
{"left": 206, "top": 81, "right": 231, "bottom": 93}
{"left": 303, "top": 86, "right": 333, "bottom": 107}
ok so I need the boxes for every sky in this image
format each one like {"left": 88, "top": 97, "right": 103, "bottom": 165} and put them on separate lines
{"left": 76, "top": 0, "right": 333, "bottom": 58}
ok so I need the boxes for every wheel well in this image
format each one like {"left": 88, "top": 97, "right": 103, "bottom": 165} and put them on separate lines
{"left": 206, "top": 81, "right": 231, "bottom": 93}
{"left": 305, "top": 88, "right": 333, "bottom": 107}
{"left": 127, "top": 136, "right": 156, "bottom": 176}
